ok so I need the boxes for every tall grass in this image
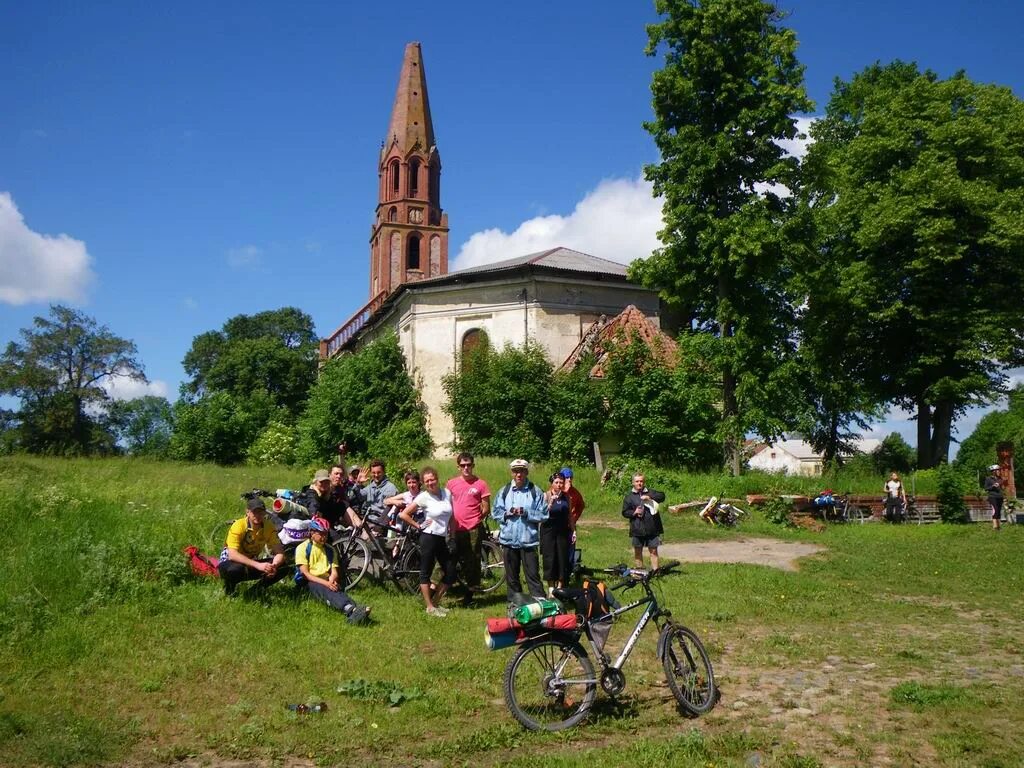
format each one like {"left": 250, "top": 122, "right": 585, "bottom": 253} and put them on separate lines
{"left": 1, "top": 455, "right": 1021, "bottom": 767}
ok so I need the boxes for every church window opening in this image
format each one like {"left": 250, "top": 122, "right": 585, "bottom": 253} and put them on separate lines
{"left": 390, "top": 160, "right": 400, "bottom": 197}
{"left": 461, "top": 329, "right": 490, "bottom": 368}
{"left": 388, "top": 206, "right": 398, "bottom": 222}
{"left": 407, "top": 235, "right": 421, "bottom": 270}
{"left": 409, "top": 158, "right": 420, "bottom": 197}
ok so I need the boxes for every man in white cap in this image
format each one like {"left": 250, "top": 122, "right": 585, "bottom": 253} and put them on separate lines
{"left": 492, "top": 459, "right": 548, "bottom": 598}
{"left": 985, "top": 464, "right": 1004, "bottom": 530}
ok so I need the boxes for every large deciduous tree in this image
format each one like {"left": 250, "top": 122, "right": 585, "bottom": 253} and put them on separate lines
{"left": 635, "top": 0, "right": 813, "bottom": 474}
{"left": 172, "top": 307, "right": 318, "bottom": 464}
{"left": 803, "top": 62, "right": 1024, "bottom": 467}
{"left": 0, "top": 305, "right": 146, "bottom": 455}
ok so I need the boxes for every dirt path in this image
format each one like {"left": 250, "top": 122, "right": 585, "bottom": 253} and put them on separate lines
{"left": 659, "top": 536, "right": 826, "bottom": 571}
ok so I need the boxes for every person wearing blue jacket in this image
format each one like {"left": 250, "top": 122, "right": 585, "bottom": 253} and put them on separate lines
{"left": 492, "top": 458, "right": 548, "bottom": 598}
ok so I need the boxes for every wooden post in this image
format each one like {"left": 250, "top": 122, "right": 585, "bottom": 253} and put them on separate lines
{"left": 997, "top": 441, "right": 1016, "bottom": 500}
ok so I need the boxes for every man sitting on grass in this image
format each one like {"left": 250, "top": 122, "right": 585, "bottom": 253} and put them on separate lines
{"left": 295, "top": 517, "right": 370, "bottom": 625}
{"left": 218, "top": 497, "right": 288, "bottom": 597}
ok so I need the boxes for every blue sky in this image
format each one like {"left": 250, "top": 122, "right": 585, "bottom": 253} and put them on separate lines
{"left": 2, "top": 0, "right": 1022, "bottom": 452}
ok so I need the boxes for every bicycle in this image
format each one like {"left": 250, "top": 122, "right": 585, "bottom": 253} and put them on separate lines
{"left": 698, "top": 496, "right": 746, "bottom": 527}
{"left": 501, "top": 560, "right": 716, "bottom": 731}
{"left": 332, "top": 509, "right": 421, "bottom": 593}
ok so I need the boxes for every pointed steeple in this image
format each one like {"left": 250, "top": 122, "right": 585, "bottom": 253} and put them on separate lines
{"left": 383, "top": 42, "right": 435, "bottom": 159}
{"left": 369, "top": 42, "right": 449, "bottom": 300}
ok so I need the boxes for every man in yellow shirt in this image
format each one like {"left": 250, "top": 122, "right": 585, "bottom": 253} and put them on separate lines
{"left": 218, "top": 498, "right": 287, "bottom": 596}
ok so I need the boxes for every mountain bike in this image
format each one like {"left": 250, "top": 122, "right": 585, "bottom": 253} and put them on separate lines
{"left": 332, "top": 509, "right": 422, "bottom": 593}
{"left": 502, "top": 560, "right": 716, "bottom": 731}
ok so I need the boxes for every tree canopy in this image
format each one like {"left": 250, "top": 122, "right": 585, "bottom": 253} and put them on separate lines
{"left": 296, "top": 332, "right": 431, "bottom": 463}
{"left": 0, "top": 305, "right": 146, "bottom": 455}
{"left": 802, "top": 61, "right": 1024, "bottom": 467}
{"left": 635, "top": 0, "right": 813, "bottom": 473}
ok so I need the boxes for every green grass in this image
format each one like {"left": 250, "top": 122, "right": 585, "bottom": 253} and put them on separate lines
{"left": 1, "top": 455, "right": 1023, "bottom": 767}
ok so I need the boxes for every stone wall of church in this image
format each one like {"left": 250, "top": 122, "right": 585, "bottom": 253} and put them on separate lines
{"left": 356, "top": 276, "right": 660, "bottom": 453}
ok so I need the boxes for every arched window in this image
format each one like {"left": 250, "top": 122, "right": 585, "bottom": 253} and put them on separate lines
{"left": 409, "top": 158, "right": 420, "bottom": 197}
{"left": 406, "top": 234, "right": 421, "bottom": 270}
{"left": 388, "top": 206, "right": 398, "bottom": 222}
{"left": 461, "top": 328, "right": 490, "bottom": 370}
{"left": 390, "top": 160, "right": 400, "bottom": 197}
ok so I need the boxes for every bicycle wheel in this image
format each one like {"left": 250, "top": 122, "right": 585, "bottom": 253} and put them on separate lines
{"left": 398, "top": 545, "right": 424, "bottom": 595}
{"left": 336, "top": 536, "right": 370, "bottom": 590}
{"left": 503, "top": 638, "right": 596, "bottom": 731}
{"left": 479, "top": 539, "right": 506, "bottom": 594}
{"left": 660, "top": 624, "right": 716, "bottom": 715}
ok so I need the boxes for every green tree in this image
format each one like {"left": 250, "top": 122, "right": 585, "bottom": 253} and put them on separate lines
{"left": 0, "top": 305, "right": 146, "bottom": 455}
{"left": 636, "top": 0, "right": 813, "bottom": 474}
{"left": 296, "top": 333, "right": 430, "bottom": 463}
{"left": 802, "top": 62, "right": 1024, "bottom": 468}
{"left": 170, "top": 390, "right": 282, "bottom": 464}
{"left": 107, "top": 395, "right": 173, "bottom": 457}
{"left": 180, "top": 307, "right": 318, "bottom": 416}
{"left": 602, "top": 331, "right": 719, "bottom": 468}
{"left": 442, "top": 340, "right": 554, "bottom": 458}
{"left": 955, "top": 385, "right": 1024, "bottom": 490}
{"left": 549, "top": 356, "right": 606, "bottom": 465}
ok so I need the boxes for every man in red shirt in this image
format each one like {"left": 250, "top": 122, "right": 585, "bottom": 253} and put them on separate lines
{"left": 446, "top": 452, "right": 491, "bottom": 606}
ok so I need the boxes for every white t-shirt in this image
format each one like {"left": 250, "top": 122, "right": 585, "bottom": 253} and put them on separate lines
{"left": 885, "top": 480, "right": 903, "bottom": 499}
{"left": 412, "top": 489, "right": 453, "bottom": 536}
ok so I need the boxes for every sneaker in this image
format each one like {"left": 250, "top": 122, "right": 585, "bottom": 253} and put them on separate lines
{"left": 347, "top": 605, "right": 371, "bottom": 625}
{"left": 426, "top": 605, "right": 449, "bottom": 618}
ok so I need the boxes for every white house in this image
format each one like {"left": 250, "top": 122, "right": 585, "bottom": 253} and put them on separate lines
{"left": 748, "top": 438, "right": 882, "bottom": 476}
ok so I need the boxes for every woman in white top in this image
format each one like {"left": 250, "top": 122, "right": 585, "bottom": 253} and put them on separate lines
{"left": 399, "top": 467, "right": 456, "bottom": 617}
{"left": 883, "top": 472, "right": 907, "bottom": 523}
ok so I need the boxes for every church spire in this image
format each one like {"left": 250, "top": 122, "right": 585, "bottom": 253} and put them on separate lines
{"left": 383, "top": 42, "right": 435, "bottom": 160}
{"left": 370, "top": 42, "right": 449, "bottom": 299}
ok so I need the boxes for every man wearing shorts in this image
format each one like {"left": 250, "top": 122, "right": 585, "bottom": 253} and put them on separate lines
{"left": 621, "top": 474, "right": 666, "bottom": 570}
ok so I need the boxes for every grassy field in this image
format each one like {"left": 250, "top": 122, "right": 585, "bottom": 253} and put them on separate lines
{"left": 1, "top": 455, "right": 1022, "bottom": 767}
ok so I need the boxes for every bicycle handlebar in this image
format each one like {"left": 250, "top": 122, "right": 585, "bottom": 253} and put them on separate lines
{"left": 240, "top": 488, "right": 274, "bottom": 501}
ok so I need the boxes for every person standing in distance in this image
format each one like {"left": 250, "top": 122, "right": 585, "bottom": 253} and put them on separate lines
{"left": 446, "top": 452, "right": 491, "bottom": 606}
{"left": 621, "top": 473, "right": 666, "bottom": 571}
{"left": 985, "top": 464, "right": 1004, "bottom": 530}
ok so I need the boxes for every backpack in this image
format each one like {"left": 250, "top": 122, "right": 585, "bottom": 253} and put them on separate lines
{"left": 183, "top": 545, "right": 220, "bottom": 578}
{"left": 294, "top": 539, "right": 334, "bottom": 586}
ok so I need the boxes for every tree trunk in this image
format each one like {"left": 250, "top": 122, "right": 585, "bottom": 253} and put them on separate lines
{"left": 722, "top": 366, "right": 740, "bottom": 475}
{"left": 929, "top": 400, "right": 953, "bottom": 467}
{"left": 916, "top": 397, "right": 933, "bottom": 469}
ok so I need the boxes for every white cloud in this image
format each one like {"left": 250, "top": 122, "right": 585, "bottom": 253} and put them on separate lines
{"left": 103, "top": 375, "right": 169, "bottom": 401}
{"left": 0, "top": 191, "right": 95, "bottom": 305}
{"left": 226, "top": 244, "right": 263, "bottom": 269}
{"left": 453, "top": 175, "right": 664, "bottom": 270}
{"left": 778, "top": 116, "right": 816, "bottom": 160}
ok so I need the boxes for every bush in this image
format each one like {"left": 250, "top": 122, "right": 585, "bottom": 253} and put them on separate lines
{"left": 936, "top": 464, "right": 969, "bottom": 523}
{"left": 760, "top": 496, "right": 794, "bottom": 526}
{"left": 247, "top": 420, "right": 297, "bottom": 466}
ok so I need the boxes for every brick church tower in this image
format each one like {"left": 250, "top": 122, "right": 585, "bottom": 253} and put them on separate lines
{"left": 369, "top": 42, "right": 449, "bottom": 299}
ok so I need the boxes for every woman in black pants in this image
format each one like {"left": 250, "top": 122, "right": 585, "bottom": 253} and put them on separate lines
{"left": 540, "top": 473, "right": 574, "bottom": 594}
{"left": 400, "top": 467, "right": 456, "bottom": 617}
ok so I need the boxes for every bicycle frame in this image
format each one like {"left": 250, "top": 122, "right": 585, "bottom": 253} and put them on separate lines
{"left": 584, "top": 590, "right": 665, "bottom": 672}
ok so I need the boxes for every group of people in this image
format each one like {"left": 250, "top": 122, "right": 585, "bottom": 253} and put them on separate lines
{"left": 217, "top": 454, "right": 671, "bottom": 622}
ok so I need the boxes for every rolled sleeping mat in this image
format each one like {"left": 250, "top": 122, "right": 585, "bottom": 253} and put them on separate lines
{"left": 273, "top": 497, "right": 309, "bottom": 519}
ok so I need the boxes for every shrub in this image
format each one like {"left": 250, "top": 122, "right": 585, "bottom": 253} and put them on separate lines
{"left": 760, "top": 496, "right": 794, "bottom": 526}
{"left": 936, "top": 464, "right": 969, "bottom": 523}
{"left": 247, "top": 420, "right": 297, "bottom": 466}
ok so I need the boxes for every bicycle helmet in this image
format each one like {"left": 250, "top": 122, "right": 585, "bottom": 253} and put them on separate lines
{"left": 309, "top": 516, "right": 330, "bottom": 533}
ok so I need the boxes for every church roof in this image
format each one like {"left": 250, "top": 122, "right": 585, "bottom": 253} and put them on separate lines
{"left": 383, "top": 42, "right": 435, "bottom": 159}
{"left": 451, "top": 247, "right": 629, "bottom": 279}
{"left": 559, "top": 304, "right": 678, "bottom": 378}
